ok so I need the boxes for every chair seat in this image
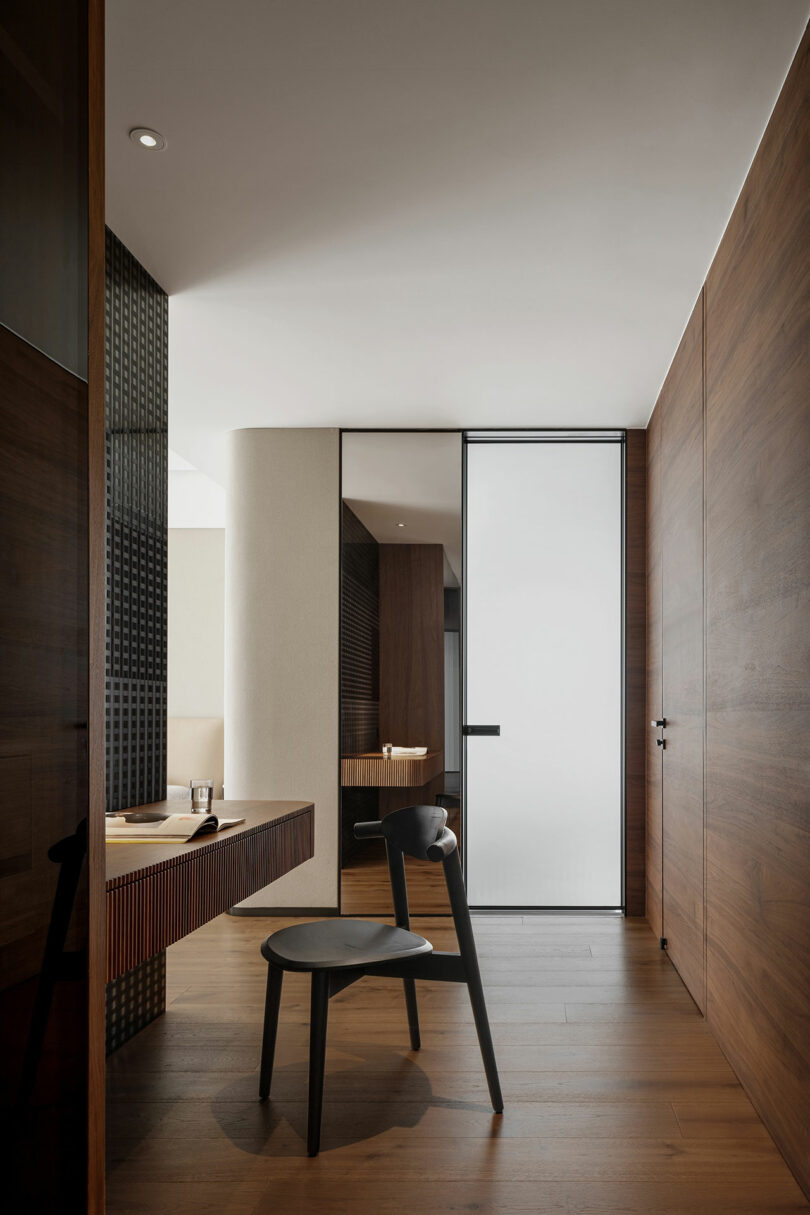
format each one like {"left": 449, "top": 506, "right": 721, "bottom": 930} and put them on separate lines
{"left": 262, "top": 919, "right": 433, "bottom": 972}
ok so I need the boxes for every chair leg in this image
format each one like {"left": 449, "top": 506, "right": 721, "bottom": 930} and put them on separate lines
{"left": 307, "top": 970, "right": 330, "bottom": 1156}
{"left": 402, "top": 978, "right": 421, "bottom": 1050}
{"left": 259, "top": 964, "right": 284, "bottom": 1100}
{"left": 466, "top": 972, "right": 504, "bottom": 1113}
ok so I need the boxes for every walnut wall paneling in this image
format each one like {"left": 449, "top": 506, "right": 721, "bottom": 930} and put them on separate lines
{"left": 0, "top": 0, "right": 104, "bottom": 1207}
{"left": 704, "top": 25, "right": 810, "bottom": 1196}
{"left": 378, "top": 544, "right": 446, "bottom": 818}
{"left": 0, "top": 324, "right": 90, "bottom": 1207}
{"left": 379, "top": 544, "right": 445, "bottom": 753}
{"left": 624, "top": 429, "right": 647, "bottom": 918}
{"left": 660, "top": 293, "right": 706, "bottom": 1012}
{"left": 645, "top": 23, "right": 810, "bottom": 1199}
{"left": 645, "top": 402, "right": 664, "bottom": 940}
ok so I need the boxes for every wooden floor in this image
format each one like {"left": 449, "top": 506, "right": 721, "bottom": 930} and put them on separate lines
{"left": 106, "top": 913, "right": 809, "bottom": 1214}
{"left": 340, "top": 849, "right": 451, "bottom": 914}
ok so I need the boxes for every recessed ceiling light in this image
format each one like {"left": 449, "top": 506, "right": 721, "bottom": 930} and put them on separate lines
{"left": 130, "top": 127, "right": 166, "bottom": 151}
{"left": 396, "top": 522, "right": 406, "bottom": 528}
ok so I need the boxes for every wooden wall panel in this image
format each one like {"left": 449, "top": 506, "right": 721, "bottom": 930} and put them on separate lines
{"left": 704, "top": 24, "right": 810, "bottom": 1197}
{"left": 379, "top": 544, "right": 445, "bottom": 758}
{"left": 0, "top": 4, "right": 103, "bottom": 1203}
{"left": 624, "top": 429, "right": 647, "bottom": 917}
{"left": 0, "top": 318, "right": 90, "bottom": 1200}
{"left": 660, "top": 294, "right": 706, "bottom": 1012}
{"left": 645, "top": 402, "right": 663, "bottom": 939}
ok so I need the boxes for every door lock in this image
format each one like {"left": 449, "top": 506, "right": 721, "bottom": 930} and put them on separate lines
{"left": 650, "top": 719, "right": 666, "bottom": 729}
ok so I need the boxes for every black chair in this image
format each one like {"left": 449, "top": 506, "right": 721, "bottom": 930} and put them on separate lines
{"left": 258, "top": 804, "right": 503, "bottom": 1155}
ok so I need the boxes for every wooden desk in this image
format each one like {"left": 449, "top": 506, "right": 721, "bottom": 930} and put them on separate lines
{"left": 106, "top": 800, "right": 313, "bottom": 981}
{"left": 341, "top": 751, "right": 443, "bottom": 788}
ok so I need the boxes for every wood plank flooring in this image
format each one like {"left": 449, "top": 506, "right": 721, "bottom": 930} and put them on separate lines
{"left": 106, "top": 914, "right": 809, "bottom": 1214}
{"left": 340, "top": 850, "right": 451, "bottom": 914}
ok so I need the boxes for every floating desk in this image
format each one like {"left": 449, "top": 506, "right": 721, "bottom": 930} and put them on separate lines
{"left": 106, "top": 799, "right": 313, "bottom": 982}
{"left": 341, "top": 751, "right": 443, "bottom": 788}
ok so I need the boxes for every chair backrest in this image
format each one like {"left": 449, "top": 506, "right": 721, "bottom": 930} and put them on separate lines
{"left": 354, "top": 805, "right": 465, "bottom": 931}
{"left": 381, "top": 804, "right": 449, "bottom": 859}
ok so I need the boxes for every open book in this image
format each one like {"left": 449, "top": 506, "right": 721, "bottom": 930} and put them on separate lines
{"left": 105, "top": 811, "right": 245, "bottom": 842}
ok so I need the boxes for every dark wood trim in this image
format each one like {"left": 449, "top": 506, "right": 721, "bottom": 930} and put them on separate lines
{"left": 86, "top": 0, "right": 105, "bottom": 1208}
{"left": 660, "top": 292, "right": 706, "bottom": 1013}
{"left": 645, "top": 402, "right": 664, "bottom": 940}
{"left": 624, "top": 429, "right": 646, "bottom": 916}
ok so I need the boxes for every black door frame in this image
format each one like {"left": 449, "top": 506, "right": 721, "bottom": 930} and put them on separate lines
{"left": 461, "top": 429, "right": 628, "bottom": 913}
{"left": 337, "top": 426, "right": 629, "bottom": 916}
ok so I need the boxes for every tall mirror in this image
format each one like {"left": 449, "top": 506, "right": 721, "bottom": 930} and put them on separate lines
{"left": 340, "top": 432, "right": 462, "bottom": 915}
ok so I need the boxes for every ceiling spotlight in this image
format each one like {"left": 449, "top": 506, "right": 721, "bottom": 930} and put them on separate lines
{"left": 129, "top": 127, "right": 166, "bottom": 150}
{"left": 396, "top": 522, "right": 406, "bottom": 528}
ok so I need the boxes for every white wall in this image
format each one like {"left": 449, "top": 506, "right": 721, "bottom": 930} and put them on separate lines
{"left": 168, "top": 529, "right": 225, "bottom": 718}
{"left": 226, "top": 428, "right": 340, "bottom": 910}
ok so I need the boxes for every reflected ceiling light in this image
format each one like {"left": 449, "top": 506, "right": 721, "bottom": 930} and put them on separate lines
{"left": 396, "top": 521, "right": 406, "bottom": 528}
{"left": 130, "top": 127, "right": 166, "bottom": 150}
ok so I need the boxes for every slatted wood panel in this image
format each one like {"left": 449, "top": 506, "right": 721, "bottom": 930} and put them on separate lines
{"left": 106, "top": 803, "right": 313, "bottom": 980}
{"left": 624, "top": 430, "right": 647, "bottom": 916}
{"left": 341, "top": 504, "right": 379, "bottom": 756}
{"left": 645, "top": 402, "right": 664, "bottom": 940}
{"left": 660, "top": 293, "right": 706, "bottom": 1012}
{"left": 341, "top": 751, "right": 444, "bottom": 788}
{"left": 105, "top": 912, "right": 809, "bottom": 1213}
{"left": 704, "top": 23, "right": 810, "bottom": 1198}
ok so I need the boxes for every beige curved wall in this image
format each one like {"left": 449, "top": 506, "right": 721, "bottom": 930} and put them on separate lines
{"left": 226, "top": 428, "right": 340, "bottom": 909}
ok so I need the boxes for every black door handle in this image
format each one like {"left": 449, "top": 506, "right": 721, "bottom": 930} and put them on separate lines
{"left": 463, "top": 725, "right": 501, "bottom": 736}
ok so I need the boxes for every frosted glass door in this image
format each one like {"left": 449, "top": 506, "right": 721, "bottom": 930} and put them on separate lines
{"left": 465, "top": 440, "right": 622, "bottom": 907}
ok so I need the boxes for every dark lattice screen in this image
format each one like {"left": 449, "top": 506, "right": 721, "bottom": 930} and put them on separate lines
{"left": 106, "top": 952, "right": 166, "bottom": 1054}
{"left": 104, "top": 228, "right": 168, "bottom": 812}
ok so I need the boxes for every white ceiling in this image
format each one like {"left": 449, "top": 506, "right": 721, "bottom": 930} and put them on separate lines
{"left": 342, "top": 432, "right": 462, "bottom": 583}
{"left": 106, "top": 0, "right": 809, "bottom": 484}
